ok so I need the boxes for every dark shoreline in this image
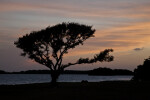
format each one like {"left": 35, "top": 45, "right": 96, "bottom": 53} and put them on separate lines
{"left": 0, "top": 68, "right": 133, "bottom": 76}
{"left": 0, "top": 81, "right": 150, "bottom": 100}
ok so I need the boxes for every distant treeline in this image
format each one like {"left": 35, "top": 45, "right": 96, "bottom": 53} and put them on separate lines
{"left": 0, "top": 70, "right": 89, "bottom": 74}
{"left": 88, "top": 67, "right": 133, "bottom": 75}
{"left": 0, "top": 67, "right": 133, "bottom": 75}
{"left": 0, "top": 70, "right": 7, "bottom": 74}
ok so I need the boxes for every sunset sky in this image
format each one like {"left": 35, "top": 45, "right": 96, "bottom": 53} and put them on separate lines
{"left": 0, "top": 0, "right": 150, "bottom": 72}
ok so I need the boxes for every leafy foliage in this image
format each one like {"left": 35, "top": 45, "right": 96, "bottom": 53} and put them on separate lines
{"left": 132, "top": 57, "right": 150, "bottom": 81}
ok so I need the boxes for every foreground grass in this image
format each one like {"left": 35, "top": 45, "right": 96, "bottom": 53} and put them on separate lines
{"left": 0, "top": 81, "right": 150, "bottom": 100}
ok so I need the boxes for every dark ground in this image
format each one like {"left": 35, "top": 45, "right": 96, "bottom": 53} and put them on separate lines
{"left": 0, "top": 81, "right": 150, "bottom": 100}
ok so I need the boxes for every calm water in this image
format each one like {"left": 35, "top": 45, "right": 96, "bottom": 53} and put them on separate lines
{"left": 0, "top": 74, "right": 133, "bottom": 85}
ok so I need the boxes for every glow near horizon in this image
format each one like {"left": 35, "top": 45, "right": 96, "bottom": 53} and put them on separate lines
{"left": 0, "top": 0, "right": 150, "bottom": 71}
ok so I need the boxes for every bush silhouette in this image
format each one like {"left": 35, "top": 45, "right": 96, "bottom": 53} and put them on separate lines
{"left": 132, "top": 57, "right": 150, "bottom": 81}
{"left": 14, "top": 22, "right": 114, "bottom": 85}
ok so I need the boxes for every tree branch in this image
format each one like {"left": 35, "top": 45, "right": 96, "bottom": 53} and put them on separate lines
{"left": 61, "top": 49, "right": 114, "bottom": 69}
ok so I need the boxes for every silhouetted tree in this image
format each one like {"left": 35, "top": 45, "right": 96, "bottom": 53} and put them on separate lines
{"left": 132, "top": 57, "right": 150, "bottom": 81}
{"left": 14, "top": 22, "right": 114, "bottom": 85}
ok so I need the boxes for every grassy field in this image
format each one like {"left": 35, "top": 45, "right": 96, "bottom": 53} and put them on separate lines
{"left": 0, "top": 81, "right": 150, "bottom": 100}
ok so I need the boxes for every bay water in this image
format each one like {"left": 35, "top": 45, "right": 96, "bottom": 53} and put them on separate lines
{"left": 0, "top": 74, "right": 133, "bottom": 85}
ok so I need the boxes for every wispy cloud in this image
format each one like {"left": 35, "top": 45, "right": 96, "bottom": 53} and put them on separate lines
{"left": 133, "top": 47, "right": 144, "bottom": 51}
{"left": 1, "top": 0, "right": 150, "bottom": 20}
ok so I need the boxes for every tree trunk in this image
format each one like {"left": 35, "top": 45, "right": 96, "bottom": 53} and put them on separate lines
{"left": 50, "top": 71, "right": 60, "bottom": 86}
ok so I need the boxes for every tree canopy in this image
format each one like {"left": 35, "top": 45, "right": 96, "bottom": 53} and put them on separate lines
{"left": 132, "top": 57, "right": 150, "bottom": 81}
{"left": 14, "top": 22, "right": 114, "bottom": 84}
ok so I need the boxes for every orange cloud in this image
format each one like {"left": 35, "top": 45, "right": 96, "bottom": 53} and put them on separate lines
{"left": 62, "top": 21, "right": 150, "bottom": 58}
{"left": 95, "top": 22, "right": 150, "bottom": 47}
